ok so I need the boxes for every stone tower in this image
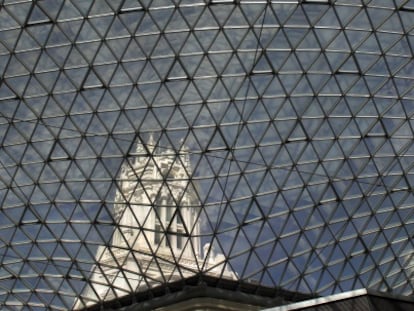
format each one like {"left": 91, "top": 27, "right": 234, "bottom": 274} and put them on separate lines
{"left": 74, "top": 137, "right": 235, "bottom": 309}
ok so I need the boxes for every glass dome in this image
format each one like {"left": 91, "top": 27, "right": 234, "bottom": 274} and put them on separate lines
{"left": 1, "top": 0, "right": 414, "bottom": 309}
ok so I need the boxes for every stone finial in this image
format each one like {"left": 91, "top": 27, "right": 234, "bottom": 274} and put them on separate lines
{"left": 147, "top": 133, "right": 155, "bottom": 153}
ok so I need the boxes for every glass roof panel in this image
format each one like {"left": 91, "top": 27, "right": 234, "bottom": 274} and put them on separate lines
{"left": 1, "top": 1, "right": 414, "bottom": 310}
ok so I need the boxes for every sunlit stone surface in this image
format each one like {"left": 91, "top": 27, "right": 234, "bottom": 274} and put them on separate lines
{"left": 74, "top": 137, "right": 235, "bottom": 308}
{"left": 1, "top": 1, "right": 414, "bottom": 309}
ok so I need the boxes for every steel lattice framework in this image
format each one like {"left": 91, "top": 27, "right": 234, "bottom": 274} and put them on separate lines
{"left": 1, "top": 0, "right": 414, "bottom": 310}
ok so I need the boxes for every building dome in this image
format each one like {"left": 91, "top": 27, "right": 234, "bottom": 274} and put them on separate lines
{"left": 1, "top": 1, "right": 414, "bottom": 310}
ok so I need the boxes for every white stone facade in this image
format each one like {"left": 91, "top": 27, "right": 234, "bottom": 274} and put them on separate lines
{"left": 74, "top": 138, "right": 235, "bottom": 309}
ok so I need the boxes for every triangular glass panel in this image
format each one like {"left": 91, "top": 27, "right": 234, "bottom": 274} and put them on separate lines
{"left": 164, "top": 8, "right": 189, "bottom": 33}
{"left": 0, "top": 7, "right": 20, "bottom": 29}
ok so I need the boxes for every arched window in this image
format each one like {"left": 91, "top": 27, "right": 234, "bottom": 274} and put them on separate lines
{"left": 153, "top": 194, "right": 185, "bottom": 251}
